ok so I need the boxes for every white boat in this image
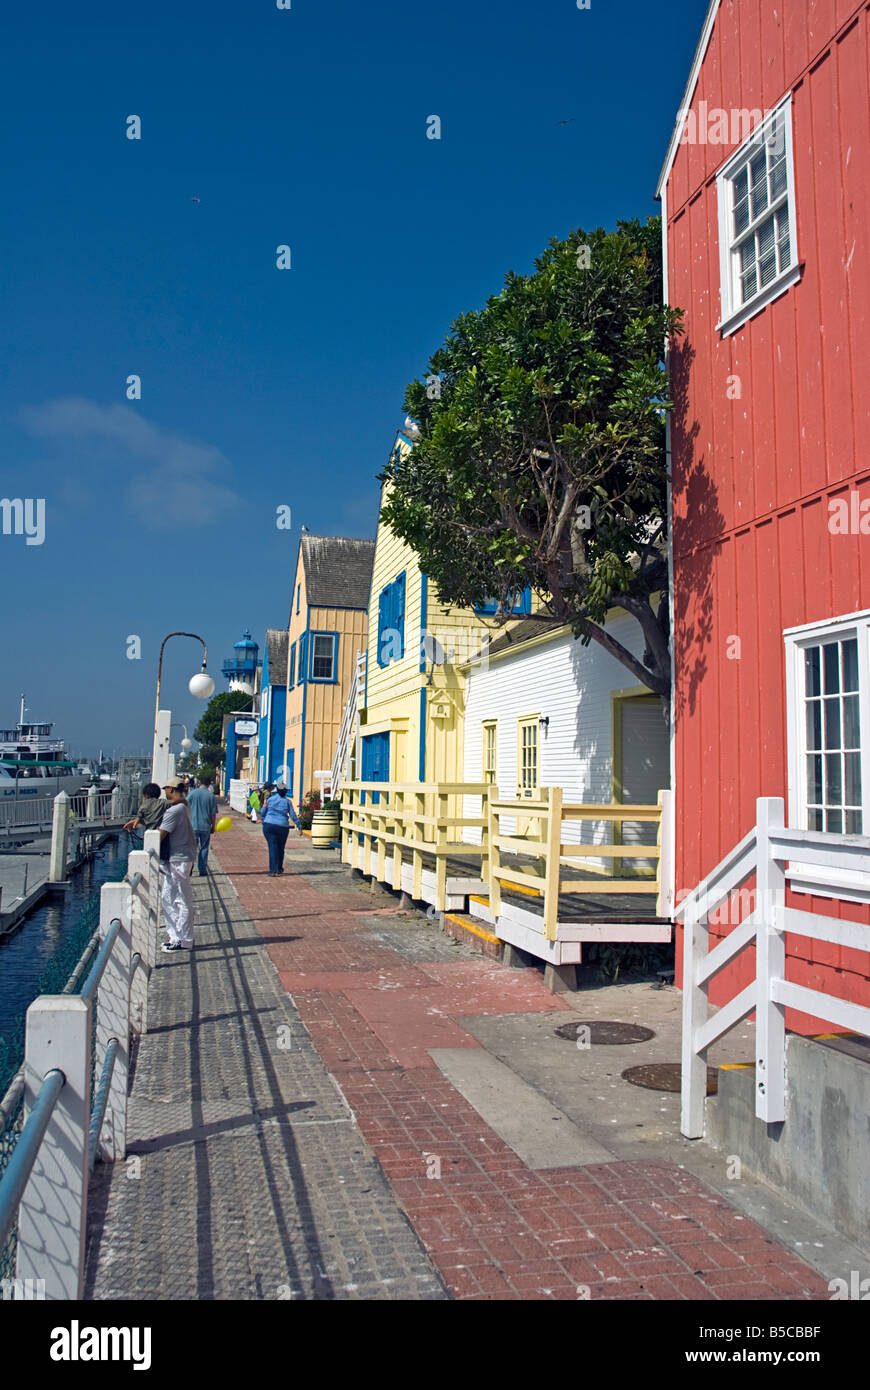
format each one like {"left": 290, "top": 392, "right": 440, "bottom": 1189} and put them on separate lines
{"left": 0, "top": 696, "right": 84, "bottom": 800}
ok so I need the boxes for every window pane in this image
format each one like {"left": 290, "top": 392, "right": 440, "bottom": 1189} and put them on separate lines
{"left": 823, "top": 698, "right": 841, "bottom": 750}
{"left": 759, "top": 247, "right": 777, "bottom": 287}
{"left": 805, "top": 701, "right": 821, "bottom": 750}
{"left": 750, "top": 151, "right": 767, "bottom": 187}
{"left": 805, "top": 646, "right": 821, "bottom": 696}
{"left": 846, "top": 809, "right": 863, "bottom": 834}
{"left": 758, "top": 217, "right": 775, "bottom": 256}
{"left": 842, "top": 638, "right": 858, "bottom": 692}
{"left": 806, "top": 753, "right": 823, "bottom": 804}
{"left": 823, "top": 642, "right": 840, "bottom": 694}
{"left": 769, "top": 155, "right": 787, "bottom": 199}
{"left": 826, "top": 808, "right": 843, "bottom": 833}
{"left": 732, "top": 167, "right": 748, "bottom": 203}
{"left": 733, "top": 195, "right": 750, "bottom": 237}
{"left": 808, "top": 807, "right": 824, "bottom": 831}
{"left": 311, "top": 636, "right": 334, "bottom": 679}
{"left": 750, "top": 164, "right": 769, "bottom": 218}
{"left": 741, "top": 267, "right": 757, "bottom": 302}
{"left": 845, "top": 751, "right": 862, "bottom": 806}
{"left": 825, "top": 752, "right": 843, "bottom": 805}
{"left": 843, "top": 694, "right": 860, "bottom": 748}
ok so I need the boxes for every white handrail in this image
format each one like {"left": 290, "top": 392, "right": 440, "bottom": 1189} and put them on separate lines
{"left": 681, "top": 796, "right": 870, "bottom": 1140}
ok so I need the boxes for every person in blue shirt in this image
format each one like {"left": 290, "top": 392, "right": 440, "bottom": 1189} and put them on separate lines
{"left": 187, "top": 776, "right": 218, "bottom": 876}
{"left": 261, "top": 783, "right": 302, "bottom": 876}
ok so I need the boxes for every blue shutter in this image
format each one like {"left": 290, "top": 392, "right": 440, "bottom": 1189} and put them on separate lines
{"left": 377, "top": 588, "right": 387, "bottom": 668}
{"left": 395, "top": 572, "right": 405, "bottom": 658}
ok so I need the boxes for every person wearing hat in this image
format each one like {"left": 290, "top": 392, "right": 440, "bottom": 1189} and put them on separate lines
{"left": 158, "top": 777, "right": 197, "bottom": 951}
{"left": 261, "top": 782, "right": 302, "bottom": 876}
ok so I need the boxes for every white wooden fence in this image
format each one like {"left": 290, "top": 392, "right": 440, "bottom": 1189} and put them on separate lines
{"left": 677, "top": 796, "right": 870, "bottom": 1138}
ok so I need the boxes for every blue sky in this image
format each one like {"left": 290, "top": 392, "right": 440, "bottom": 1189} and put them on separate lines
{"left": 0, "top": 0, "right": 704, "bottom": 756}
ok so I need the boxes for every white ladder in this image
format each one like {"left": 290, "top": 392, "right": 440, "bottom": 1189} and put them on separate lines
{"left": 330, "top": 651, "right": 364, "bottom": 798}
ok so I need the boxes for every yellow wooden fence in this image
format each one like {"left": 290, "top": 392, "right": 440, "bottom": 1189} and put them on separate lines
{"left": 341, "top": 781, "right": 490, "bottom": 911}
{"left": 341, "top": 781, "right": 668, "bottom": 934}
{"left": 487, "top": 786, "right": 666, "bottom": 940}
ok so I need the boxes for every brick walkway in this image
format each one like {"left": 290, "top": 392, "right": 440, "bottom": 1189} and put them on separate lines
{"left": 212, "top": 817, "right": 831, "bottom": 1302}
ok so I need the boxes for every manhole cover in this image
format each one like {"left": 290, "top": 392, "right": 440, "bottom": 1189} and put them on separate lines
{"left": 554, "top": 1021, "right": 656, "bottom": 1045}
{"left": 621, "top": 1062, "right": 718, "bottom": 1093}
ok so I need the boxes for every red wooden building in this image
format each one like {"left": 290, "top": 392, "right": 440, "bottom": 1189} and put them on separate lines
{"left": 659, "top": 0, "right": 870, "bottom": 1032}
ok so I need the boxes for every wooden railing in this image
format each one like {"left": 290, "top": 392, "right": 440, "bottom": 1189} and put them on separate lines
{"left": 341, "top": 782, "right": 490, "bottom": 911}
{"left": 676, "top": 796, "right": 870, "bottom": 1139}
{"left": 487, "top": 787, "right": 669, "bottom": 941}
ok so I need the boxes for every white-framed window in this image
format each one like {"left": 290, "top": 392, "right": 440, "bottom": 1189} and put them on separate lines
{"left": 716, "top": 97, "right": 800, "bottom": 337}
{"left": 517, "top": 716, "right": 539, "bottom": 797}
{"left": 483, "top": 721, "right": 497, "bottom": 785}
{"left": 785, "top": 611, "right": 870, "bottom": 900}
{"left": 309, "top": 632, "right": 338, "bottom": 683}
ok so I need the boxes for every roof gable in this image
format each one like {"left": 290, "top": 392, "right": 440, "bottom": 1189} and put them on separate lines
{"left": 300, "top": 535, "right": 375, "bottom": 610}
{"left": 265, "top": 628, "right": 288, "bottom": 686}
{"left": 656, "top": 0, "right": 720, "bottom": 197}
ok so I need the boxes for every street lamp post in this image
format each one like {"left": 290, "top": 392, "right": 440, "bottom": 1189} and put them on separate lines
{"left": 170, "top": 723, "right": 194, "bottom": 771}
{"left": 153, "top": 633, "right": 215, "bottom": 782}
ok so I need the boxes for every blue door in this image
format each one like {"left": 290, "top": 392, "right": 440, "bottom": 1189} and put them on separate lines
{"left": 361, "top": 732, "right": 390, "bottom": 805}
{"left": 358, "top": 733, "right": 389, "bottom": 839}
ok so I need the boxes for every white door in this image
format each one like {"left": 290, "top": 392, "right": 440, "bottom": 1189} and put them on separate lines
{"left": 619, "top": 697, "right": 669, "bottom": 872}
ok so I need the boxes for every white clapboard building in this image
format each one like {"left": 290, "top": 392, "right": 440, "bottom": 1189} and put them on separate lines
{"left": 461, "top": 611, "right": 669, "bottom": 871}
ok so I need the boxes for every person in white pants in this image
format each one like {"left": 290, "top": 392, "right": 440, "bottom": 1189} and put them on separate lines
{"left": 159, "top": 778, "right": 196, "bottom": 951}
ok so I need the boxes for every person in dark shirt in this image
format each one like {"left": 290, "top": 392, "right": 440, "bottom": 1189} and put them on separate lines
{"left": 124, "top": 783, "right": 166, "bottom": 836}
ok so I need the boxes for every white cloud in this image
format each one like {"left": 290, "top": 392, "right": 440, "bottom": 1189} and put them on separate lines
{"left": 19, "top": 396, "right": 244, "bottom": 528}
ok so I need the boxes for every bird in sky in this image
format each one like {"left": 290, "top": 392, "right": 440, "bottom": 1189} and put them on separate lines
{"left": 555, "top": 118, "right": 576, "bottom": 126}
{"left": 190, "top": 196, "right": 201, "bottom": 203}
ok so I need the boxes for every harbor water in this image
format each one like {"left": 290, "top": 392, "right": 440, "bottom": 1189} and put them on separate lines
{"left": 0, "top": 835, "right": 134, "bottom": 1082}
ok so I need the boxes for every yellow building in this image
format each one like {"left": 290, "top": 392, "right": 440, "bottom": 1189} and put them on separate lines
{"left": 357, "top": 434, "right": 526, "bottom": 788}
{"left": 283, "top": 535, "right": 374, "bottom": 805}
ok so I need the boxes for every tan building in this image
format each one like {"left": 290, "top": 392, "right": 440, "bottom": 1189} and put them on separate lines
{"left": 283, "top": 535, "right": 374, "bottom": 805}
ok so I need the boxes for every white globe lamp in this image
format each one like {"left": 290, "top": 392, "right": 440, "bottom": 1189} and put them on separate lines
{"left": 189, "top": 670, "right": 215, "bottom": 699}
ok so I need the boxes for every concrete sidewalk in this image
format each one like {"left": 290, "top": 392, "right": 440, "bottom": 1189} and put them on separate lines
{"left": 206, "top": 818, "right": 843, "bottom": 1301}
{"left": 84, "top": 855, "right": 447, "bottom": 1300}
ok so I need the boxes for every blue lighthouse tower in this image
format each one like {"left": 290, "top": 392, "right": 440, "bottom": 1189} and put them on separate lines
{"left": 222, "top": 630, "right": 259, "bottom": 695}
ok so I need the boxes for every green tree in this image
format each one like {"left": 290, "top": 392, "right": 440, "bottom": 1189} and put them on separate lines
{"left": 197, "top": 743, "right": 225, "bottom": 769}
{"left": 380, "top": 217, "right": 683, "bottom": 698}
{"left": 194, "top": 690, "right": 247, "bottom": 749}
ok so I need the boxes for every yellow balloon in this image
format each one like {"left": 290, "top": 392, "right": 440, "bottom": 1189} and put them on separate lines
{"left": 215, "top": 816, "right": 232, "bottom": 832}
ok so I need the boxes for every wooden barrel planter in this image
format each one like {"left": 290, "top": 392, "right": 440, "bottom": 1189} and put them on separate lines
{"left": 311, "top": 809, "right": 340, "bottom": 848}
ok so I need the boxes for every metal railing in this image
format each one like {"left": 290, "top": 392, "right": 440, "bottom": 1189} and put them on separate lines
{"left": 0, "top": 787, "right": 138, "bottom": 833}
{"left": 676, "top": 796, "right": 870, "bottom": 1139}
{"left": 0, "top": 830, "right": 161, "bottom": 1298}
